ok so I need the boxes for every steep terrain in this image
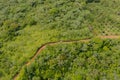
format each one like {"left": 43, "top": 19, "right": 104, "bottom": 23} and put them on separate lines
{"left": 0, "top": 0, "right": 120, "bottom": 80}
{"left": 14, "top": 35, "right": 120, "bottom": 80}
{"left": 17, "top": 37, "right": 120, "bottom": 80}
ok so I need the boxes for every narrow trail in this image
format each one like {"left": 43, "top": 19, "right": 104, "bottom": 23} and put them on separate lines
{"left": 13, "top": 35, "right": 120, "bottom": 80}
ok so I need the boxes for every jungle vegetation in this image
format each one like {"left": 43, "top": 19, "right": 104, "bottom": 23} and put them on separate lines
{"left": 0, "top": 0, "right": 120, "bottom": 80}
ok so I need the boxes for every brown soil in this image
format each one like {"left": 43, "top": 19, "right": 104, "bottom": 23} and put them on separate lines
{"left": 99, "top": 35, "right": 120, "bottom": 39}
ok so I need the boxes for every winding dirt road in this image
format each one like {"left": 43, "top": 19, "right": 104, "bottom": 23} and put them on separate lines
{"left": 13, "top": 35, "right": 120, "bottom": 80}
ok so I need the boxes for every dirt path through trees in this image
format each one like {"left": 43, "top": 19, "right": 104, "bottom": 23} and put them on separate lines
{"left": 13, "top": 35, "right": 120, "bottom": 80}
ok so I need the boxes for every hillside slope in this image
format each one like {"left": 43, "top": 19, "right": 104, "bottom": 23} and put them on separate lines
{"left": 17, "top": 38, "right": 120, "bottom": 80}
{"left": 0, "top": 0, "right": 120, "bottom": 80}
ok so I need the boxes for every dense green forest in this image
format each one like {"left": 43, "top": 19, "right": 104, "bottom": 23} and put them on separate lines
{"left": 18, "top": 38, "right": 120, "bottom": 80}
{"left": 0, "top": 0, "right": 120, "bottom": 80}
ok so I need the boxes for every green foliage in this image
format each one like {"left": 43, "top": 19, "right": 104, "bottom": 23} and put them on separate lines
{"left": 90, "top": 38, "right": 103, "bottom": 50}
{"left": 0, "top": 0, "right": 120, "bottom": 79}
{"left": 86, "top": 0, "right": 100, "bottom": 3}
{"left": 18, "top": 39, "right": 120, "bottom": 80}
